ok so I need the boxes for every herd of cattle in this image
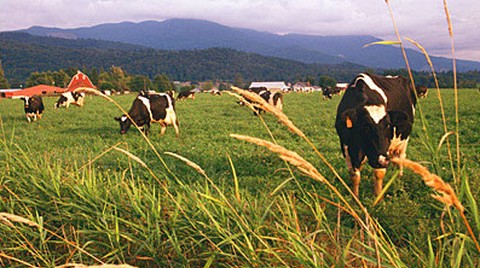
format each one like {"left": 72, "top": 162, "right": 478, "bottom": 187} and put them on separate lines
{"left": 17, "top": 73, "right": 429, "bottom": 198}
{"left": 20, "top": 91, "right": 86, "bottom": 122}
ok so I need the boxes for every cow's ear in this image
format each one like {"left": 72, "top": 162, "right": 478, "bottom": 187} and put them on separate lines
{"left": 342, "top": 109, "right": 357, "bottom": 129}
{"left": 114, "top": 117, "right": 121, "bottom": 121}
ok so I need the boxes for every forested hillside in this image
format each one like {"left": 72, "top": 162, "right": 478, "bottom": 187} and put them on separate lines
{"left": 1, "top": 32, "right": 479, "bottom": 89}
{"left": 0, "top": 32, "right": 364, "bottom": 86}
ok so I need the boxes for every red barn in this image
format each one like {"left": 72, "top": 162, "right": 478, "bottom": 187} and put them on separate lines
{"left": 3, "top": 85, "right": 65, "bottom": 99}
{"left": 66, "top": 70, "right": 96, "bottom": 92}
{"left": 0, "top": 70, "right": 96, "bottom": 98}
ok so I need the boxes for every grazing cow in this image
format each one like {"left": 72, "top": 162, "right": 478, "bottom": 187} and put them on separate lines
{"left": 322, "top": 87, "right": 336, "bottom": 99}
{"left": 415, "top": 86, "right": 428, "bottom": 98}
{"left": 177, "top": 90, "right": 195, "bottom": 100}
{"left": 55, "top": 91, "right": 85, "bottom": 108}
{"left": 248, "top": 87, "right": 267, "bottom": 94}
{"left": 323, "top": 86, "right": 342, "bottom": 99}
{"left": 335, "top": 73, "right": 416, "bottom": 197}
{"left": 114, "top": 91, "right": 179, "bottom": 137}
{"left": 238, "top": 87, "right": 283, "bottom": 114}
{"left": 258, "top": 90, "right": 283, "bottom": 112}
{"left": 20, "top": 95, "right": 44, "bottom": 122}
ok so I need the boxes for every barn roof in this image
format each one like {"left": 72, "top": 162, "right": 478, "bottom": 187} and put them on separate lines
{"left": 66, "top": 70, "right": 96, "bottom": 92}
{"left": 6, "top": 84, "right": 66, "bottom": 98}
{"left": 249, "top": 81, "right": 289, "bottom": 90}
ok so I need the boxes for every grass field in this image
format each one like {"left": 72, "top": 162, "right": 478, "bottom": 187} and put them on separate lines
{"left": 0, "top": 89, "right": 479, "bottom": 267}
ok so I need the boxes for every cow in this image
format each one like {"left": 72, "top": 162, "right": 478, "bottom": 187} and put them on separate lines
{"left": 238, "top": 87, "right": 283, "bottom": 115}
{"left": 335, "top": 73, "right": 416, "bottom": 198}
{"left": 20, "top": 95, "right": 44, "bottom": 122}
{"left": 177, "top": 90, "right": 195, "bottom": 100}
{"left": 415, "top": 86, "right": 428, "bottom": 98}
{"left": 54, "top": 91, "right": 85, "bottom": 108}
{"left": 114, "top": 91, "right": 179, "bottom": 137}
{"left": 248, "top": 87, "right": 267, "bottom": 94}
{"left": 322, "top": 86, "right": 340, "bottom": 99}
{"left": 258, "top": 90, "right": 283, "bottom": 112}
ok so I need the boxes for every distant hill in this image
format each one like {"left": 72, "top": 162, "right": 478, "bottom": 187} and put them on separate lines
{"left": 0, "top": 31, "right": 365, "bottom": 84}
{"left": 19, "top": 19, "right": 480, "bottom": 71}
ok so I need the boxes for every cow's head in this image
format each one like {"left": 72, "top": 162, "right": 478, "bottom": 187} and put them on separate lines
{"left": 20, "top": 96, "right": 30, "bottom": 108}
{"left": 54, "top": 95, "right": 67, "bottom": 108}
{"left": 114, "top": 115, "right": 132, "bottom": 134}
{"left": 341, "top": 104, "right": 393, "bottom": 168}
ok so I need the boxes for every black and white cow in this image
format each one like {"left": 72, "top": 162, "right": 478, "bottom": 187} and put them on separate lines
{"left": 335, "top": 73, "right": 416, "bottom": 197}
{"left": 54, "top": 91, "right": 85, "bottom": 108}
{"left": 114, "top": 91, "right": 179, "bottom": 137}
{"left": 20, "top": 95, "right": 44, "bottom": 122}
{"left": 177, "top": 90, "right": 195, "bottom": 100}
{"left": 322, "top": 86, "right": 341, "bottom": 100}
{"left": 238, "top": 87, "right": 283, "bottom": 114}
{"left": 258, "top": 90, "right": 283, "bottom": 112}
{"left": 415, "top": 86, "right": 428, "bottom": 98}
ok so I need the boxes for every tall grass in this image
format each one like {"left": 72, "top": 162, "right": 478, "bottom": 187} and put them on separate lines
{"left": 1, "top": 1, "right": 479, "bottom": 267}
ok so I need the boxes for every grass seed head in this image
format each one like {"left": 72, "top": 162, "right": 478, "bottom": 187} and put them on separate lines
{"left": 391, "top": 158, "right": 464, "bottom": 212}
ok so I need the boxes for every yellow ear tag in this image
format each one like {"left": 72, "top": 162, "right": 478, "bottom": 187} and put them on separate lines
{"left": 346, "top": 117, "right": 353, "bottom": 128}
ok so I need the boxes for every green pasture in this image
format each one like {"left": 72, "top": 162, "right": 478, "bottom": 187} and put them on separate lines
{"left": 0, "top": 89, "right": 479, "bottom": 267}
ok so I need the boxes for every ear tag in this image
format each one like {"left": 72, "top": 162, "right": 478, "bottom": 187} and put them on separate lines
{"left": 346, "top": 117, "right": 353, "bottom": 128}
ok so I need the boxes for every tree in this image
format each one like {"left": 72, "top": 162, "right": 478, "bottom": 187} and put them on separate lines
{"left": 0, "top": 61, "right": 10, "bottom": 89}
{"left": 51, "top": 70, "right": 70, "bottom": 88}
{"left": 200, "top": 80, "right": 214, "bottom": 91}
{"left": 110, "top": 66, "right": 129, "bottom": 93}
{"left": 129, "top": 75, "right": 153, "bottom": 92}
{"left": 85, "top": 67, "right": 99, "bottom": 86}
{"left": 233, "top": 73, "right": 245, "bottom": 88}
{"left": 318, "top": 75, "right": 337, "bottom": 88}
{"left": 153, "top": 74, "right": 174, "bottom": 92}
{"left": 25, "top": 72, "right": 54, "bottom": 87}
{"left": 99, "top": 81, "right": 115, "bottom": 91}
{"left": 305, "top": 75, "right": 316, "bottom": 86}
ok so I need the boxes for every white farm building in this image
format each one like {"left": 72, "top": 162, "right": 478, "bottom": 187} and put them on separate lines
{"left": 249, "top": 81, "right": 290, "bottom": 92}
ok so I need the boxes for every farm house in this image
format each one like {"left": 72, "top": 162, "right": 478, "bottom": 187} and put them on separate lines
{"left": 249, "top": 81, "right": 290, "bottom": 92}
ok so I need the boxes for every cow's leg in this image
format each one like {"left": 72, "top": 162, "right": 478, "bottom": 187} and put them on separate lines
{"left": 26, "top": 115, "right": 31, "bottom": 123}
{"left": 344, "top": 145, "right": 362, "bottom": 197}
{"left": 160, "top": 123, "right": 167, "bottom": 135}
{"left": 350, "top": 169, "right": 361, "bottom": 197}
{"left": 373, "top": 168, "right": 386, "bottom": 197}
{"left": 144, "top": 123, "right": 150, "bottom": 136}
{"left": 173, "top": 119, "right": 180, "bottom": 138}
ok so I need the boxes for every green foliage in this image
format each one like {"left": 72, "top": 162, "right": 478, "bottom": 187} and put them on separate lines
{"left": 0, "top": 60, "right": 9, "bottom": 89}
{"left": 153, "top": 74, "right": 174, "bottom": 92}
{"left": 318, "top": 75, "right": 337, "bottom": 88}
{"left": 128, "top": 74, "right": 154, "bottom": 92}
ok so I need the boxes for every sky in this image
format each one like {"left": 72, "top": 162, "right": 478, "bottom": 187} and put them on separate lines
{"left": 1, "top": 0, "right": 479, "bottom": 62}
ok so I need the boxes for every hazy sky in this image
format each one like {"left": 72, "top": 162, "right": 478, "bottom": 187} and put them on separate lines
{"left": 2, "top": 0, "right": 479, "bottom": 61}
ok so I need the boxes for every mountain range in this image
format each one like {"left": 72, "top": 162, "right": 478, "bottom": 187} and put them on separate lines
{"left": 18, "top": 19, "right": 480, "bottom": 72}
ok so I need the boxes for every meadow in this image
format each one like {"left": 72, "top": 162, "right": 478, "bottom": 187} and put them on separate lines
{"left": 0, "top": 89, "right": 479, "bottom": 267}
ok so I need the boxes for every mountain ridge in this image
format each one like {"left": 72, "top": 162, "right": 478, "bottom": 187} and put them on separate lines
{"left": 17, "top": 18, "right": 480, "bottom": 72}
